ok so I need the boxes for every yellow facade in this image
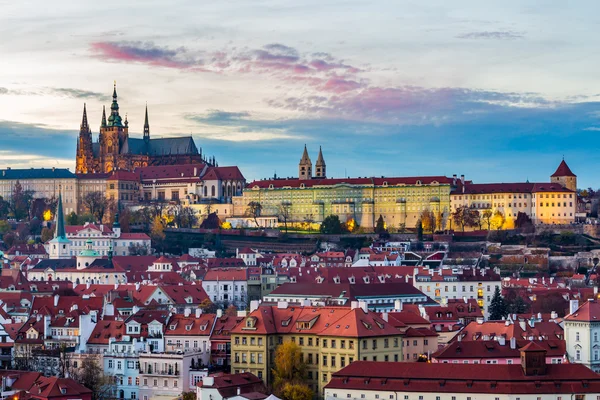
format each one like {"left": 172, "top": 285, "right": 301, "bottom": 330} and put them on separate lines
{"left": 233, "top": 180, "right": 453, "bottom": 230}
{"left": 231, "top": 332, "right": 402, "bottom": 394}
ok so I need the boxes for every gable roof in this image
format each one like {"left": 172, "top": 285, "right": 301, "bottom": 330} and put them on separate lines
{"left": 0, "top": 168, "right": 76, "bottom": 180}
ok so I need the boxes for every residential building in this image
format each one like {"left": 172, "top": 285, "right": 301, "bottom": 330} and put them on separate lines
{"left": 412, "top": 266, "right": 501, "bottom": 314}
{"left": 195, "top": 373, "right": 267, "bottom": 400}
{"left": 564, "top": 299, "right": 600, "bottom": 372}
{"left": 164, "top": 309, "right": 216, "bottom": 368}
{"left": 11, "top": 372, "right": 93, "bottom": 400}
{"left": 202, "top": 269, "right": 248, "bottom": 309}
{"left": 264, "top": 283, "right": 431, "bottom": 311}
{"left": 64, "top": 220, "right": 151, "bottom": 257}
{"left": 324, "top": 352, "right": 600, "bottom": 400}
{"left": 104, "top": 335, "right": 147, "bottom": 400}
{"left": 231, "top": 301, "right": 404, "bottom": 394}
{"left": 210, "top": 311, "right": 244, "bottom": 370}
{"left": 432, "top": 338, "right": 566, "bottom": 365}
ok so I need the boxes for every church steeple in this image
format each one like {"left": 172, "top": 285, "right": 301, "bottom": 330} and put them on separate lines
{"left": 80, "top": 103, "right": 89, "bottom": 131}
{"left": 48, "top": 190, "right": 70, "bottom": 259}
{"left": 101, "top": 105, "right": 107, "bottom": 128}
{"left": 54, "top": 192, "right": 66, "bottom": 240}
{"left": 108, "top": 81, "right": 122, "bottom": 127}
{"left": 299, "top": 144, "right": 312, "bottom": 180}
{"left": 143, "top": 104, "right": 150, "bottom": 141}
{"left": 315, "top": 146, "right": 326, "bottom": 178}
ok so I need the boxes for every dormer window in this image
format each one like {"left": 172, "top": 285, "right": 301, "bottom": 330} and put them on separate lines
{"left": 281, "top": 317, "right": 292, "bottom": 327}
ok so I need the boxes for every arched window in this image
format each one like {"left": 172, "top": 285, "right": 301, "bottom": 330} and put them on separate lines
{"left": 211, "top": 185, "right": 215, "bottom": 197}
{"left": 227, "top": 185, "right": 232, "bottom": 197}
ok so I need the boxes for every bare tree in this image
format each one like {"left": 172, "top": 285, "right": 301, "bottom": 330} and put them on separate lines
{"left": 71, "top": 357, "right": 116, "bottom": 400}
{"left": 279, "top": 203, "right": 292, "bottom": 233}
{"left": 246, "top": 201, "right": 262, "bottom": 228}
{"left": 482, "top": 209, "right": 493, "bottom": 230}
{"left": 81, "top": 192, "right": 108, "bottom": 222}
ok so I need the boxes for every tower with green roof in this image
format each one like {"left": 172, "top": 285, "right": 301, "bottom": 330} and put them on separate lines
{"left": 48, "top": 191, "right": 71, "bottom": 259}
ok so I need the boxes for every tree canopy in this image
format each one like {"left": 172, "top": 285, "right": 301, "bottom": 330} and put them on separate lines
{"left": 320, "top": 215, "right": 343, "bottom": 234}
{"left": 272, "top": 341, "right": 312, "bottom": 400}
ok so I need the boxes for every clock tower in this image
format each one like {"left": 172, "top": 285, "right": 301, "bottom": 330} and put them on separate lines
{"left": 99, "top": 82, "right": 129, "bottom": 172}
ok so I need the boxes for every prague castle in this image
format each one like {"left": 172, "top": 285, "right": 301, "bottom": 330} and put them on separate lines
{"left": 76, "top": 83, "right": 209, "bottom": 174}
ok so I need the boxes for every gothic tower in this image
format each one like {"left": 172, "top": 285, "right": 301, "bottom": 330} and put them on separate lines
{"left": 75, "top": 104, "right": 94, "bottom": 174}
{"left": 551, "top": 159, "right": 577, "bottom": 191}
{"left": 315, "top": 146, "right": 326, "bottom": 178}
{"left": 48, "top": 191, "right": 71, "bottom": 260}
{"left": 143, "top": 104, "right": 150, "bottom": 143}
{"left": 299, "top": 145, "right": 312, "bottom": 180}
{"left": 99, "top": 82, "right": 129, "bottom": 172}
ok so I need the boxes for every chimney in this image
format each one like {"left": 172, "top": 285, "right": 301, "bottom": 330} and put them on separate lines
{"left": 460, "top": 174, "right": 465, "bottom": 184}
{"left": 382, "top": 312, "right": 388, "bottom": 322}
{"left": 194, "top": 167, "right": 198, "bottom": 176}
{"left": 216, "top": 309, "right": 223, "bottom": 318}
{"left": 519, "top": 321, "right": 526, "bottom": 331}
{"left": 452, "top": 174, "right": 457, "bottom": 185}
{"left": 195, "top": 308, "right": 202, "bottom": 318}
{"left": 569, "top": 299, "right": 579, "bottom": 316}
{"left": 184, "top": 308, "right": 191, "bottom": 317}
{"left": 132, "top": 305, "right": 140, "bottom": 315}
{"left": 463, "top": 297, "right": 468, "bottom": 304}
{"left": 476, "top": 317, "right": 484, "bottom": 325}
{"left": 53, "top": 294, "right": 59, "bottom": 307}
{"left": 135, "top": 282, "right": 141, "bottom": 291}
{"left": 202, "top": 376, "right": 214, "bottom": 387}
{"left": 114, "top": 283, "right": 118, "bottom": 290}
{"left": 351, "top": 301, "right": 360, "bottom": 310}
{"left": 250, "top": 300, "right": 260, "bottom": 313}
{"left": 498, "top": 336, "right": 506, "bottom": 346}
{"left": 595, "top": 287, "right": 598, "bottom": 296}
{"left": 510, "top": 337, "right": 516, "bottom": 349}
{"left": 358, "top": 301, "right": 368, "bottom": 313}
{"left": 394, "top": 299, "right": 403, "bottom": 312}
{"left": 237, "top": 387, "right": 241, "bottom": 396}
{"left": 237, "top": 310, "right": 247, "bottom": 317}
{"left": 86, "top": 282, "right": 91, "bottom": 290}
{"left": 550, "top": 311, "right": 558, "bottom": 320}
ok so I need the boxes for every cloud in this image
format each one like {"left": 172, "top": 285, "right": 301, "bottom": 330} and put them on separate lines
{"left": 187, "top": 109, "right": 251, "bottom": 125}
{"left": 456, "top": 31, "right": 525, "bottom": 40}
{"left": 0, "top": 87, "right": 7, "bottom": 95}
{"left": 47, "top": 88, "right": 110, "bottom": 102}
{"left": 90, "top": 41, "right": 201, "bottom": 69}
{"left": 584, "top": 127, "right": 600, "bottom": 131}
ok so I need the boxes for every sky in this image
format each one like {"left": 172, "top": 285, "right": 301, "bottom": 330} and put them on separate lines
{"left": 1, "top": 0, "right": 599, "bottom": 187}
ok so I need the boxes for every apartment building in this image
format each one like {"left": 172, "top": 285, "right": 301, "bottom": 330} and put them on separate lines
{"left": 230, "top": 301, "right": 403, "bottom": 394}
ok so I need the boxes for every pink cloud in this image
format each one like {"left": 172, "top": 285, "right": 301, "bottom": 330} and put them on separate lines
{"left": 90, "top": 42, "right": 198, "bottom": 69}
{"left": 321, "top": 78, "right": 363, "bottom": 93}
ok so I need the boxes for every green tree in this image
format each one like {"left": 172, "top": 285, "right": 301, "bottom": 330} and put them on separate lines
{"left": 488, "top": 286, "right": 507, "bottom": 320}
{"left": 181, "top": 393, "right": 196, "bottom": 400}
{"left": 0, "top": 220, "right": 10, "bottom": 235}
{"left": 41, "top": 226, "right": 55, "bottom": 242}
{"left": 416, "top": 219, "right": 423, "bottom": 241}
{"left": 66, "top": 211, "right": 79, "bottom": 225}
{"left": 10, "top": 181, "right": 34, "bottom": 220}
{"left": 272, "top": 341, "right": 311, "bottom": 399}
{"left": 319, "top": 215, "right": 343, "bottom": 234}
{"left": 375, "top": 215, "right": 387, "bottom": 235}
{"left": 0, "top": 196, "right": 9, "bottom": 219}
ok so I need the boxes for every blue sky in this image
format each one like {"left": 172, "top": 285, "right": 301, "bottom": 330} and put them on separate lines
{"left": 0, "top": 0, "right": 599, "bottom": 187}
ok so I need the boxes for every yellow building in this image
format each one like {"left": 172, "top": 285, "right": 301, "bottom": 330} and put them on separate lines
{"left": 230, "top": 302, "right": 404, "bottom": 394}
{"left": 450, "top": 160, "right": 577, "bottom": 229}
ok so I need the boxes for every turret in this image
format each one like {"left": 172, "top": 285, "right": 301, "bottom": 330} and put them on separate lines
{"left": 315, "top": 146, "right": 326, "bottom": 178}
{"left": 107, "top": 82, "right": 123, "bottom": 127}
{"left": 101, "top": 105, "right": 107, "bottom": 128}
{"left": 299, "top": 145, "right": 312, "bottom": 180}
{"left": 551, "top": 159, "right": 577, "bottom": 191}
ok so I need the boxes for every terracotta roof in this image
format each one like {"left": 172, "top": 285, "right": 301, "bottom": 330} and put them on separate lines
{"left": 203, "top": 268, "right": 248, "bottom": 281}
{"left": 432, "top": 339, "right": 565, "bottom": 360}
{"left": 564, "top": 300, "right": 600, "bottom": 322}
{"left": 202, "top": 166, "right": 245, "bottom": 181}
{"left": 137, "top": 163, "right": 206, "bottom": 181}
{"left": 14, "top": 374, "right": 93, "bottom": 397}
{"left": 88, "top": 320, "right": 125, "bottom": 345}
{"left": 325, "top": 361, "right": 600, "bottom": 394}
{"left": 551, "top": 160, "right": 576, "bottom": 177}
{"left": 165, "top": 313, "right": 216, "bottom": 336}
{"left": 232, "top": 305, "right": 401, "bottom": 338}
{"left": 106, "top": 170, "right": 140, "bottom": 181}
{"left": 119, "top": 232, "right": 150, "bottom": 240}
{"left": 199, "top": 372, "right": 266, "bottom": 399}
{"left": 270, "top": 282, "right": 427, "bottom": 301}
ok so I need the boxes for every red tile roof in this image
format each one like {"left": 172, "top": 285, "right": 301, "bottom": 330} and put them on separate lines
{"left": 551, "top": 160, "right": 576, "bottom": 177}
{"left": 432, "top": 339, "right": 566, "bottom": 360}
{"left": 165, "top": 313, "right": 216, "bottom": 336}
{"left": 198, "top": 372, "right": 266, "bottom": 398}
{"left": 247, "top": 176, "right": 457, "bottom": 189}
{"left": 137, "top": 163, "right": 206, "bottom": 181}
{"left": 106, "top": 170, "right": 140, "bottom": 181}
{"left": 325, "top": 361, "right": 600, "bottom": 394}
{"left": 202, "top": 166, "right": 245, "bottom": 181}
{"left": 203, "top": 268, "right": 248, "bottom": 281}
{"left": 15, "top": 375, "right": 93, "bottom": 398}
{"left": 564, "top": 300, "right": 600, "bottom": 322}
{"left": 232, "top": 305, "right": 401, "bottom": 338}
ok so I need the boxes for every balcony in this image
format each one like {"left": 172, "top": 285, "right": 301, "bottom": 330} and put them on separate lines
{"left": 140, "top": 368, "right": 180, "bottom": 376}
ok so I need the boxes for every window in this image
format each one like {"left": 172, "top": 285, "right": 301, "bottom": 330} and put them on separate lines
{"left": 323, "top": 356, "right": 327, "bottom": 366}
{"left": 384, "top": 338, "right": 389, "bottom": 348}
{"left": 577, "top": 332, "right": 580, "bottom": 342}
{"left": 323, "top": 339, "right": 328, "bottom": 348}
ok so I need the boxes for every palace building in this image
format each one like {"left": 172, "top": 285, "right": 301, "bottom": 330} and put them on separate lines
{"left": 233, "top": 146, "right": 461, "bottom": 229}
{"left": 76, "top": 83, "right": 211, "bottom": 174}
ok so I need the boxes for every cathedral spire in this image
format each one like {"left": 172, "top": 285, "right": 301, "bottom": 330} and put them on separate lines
{"left": 143, "top": 103, "right": 150, "bottom": 141}
{"left": 80, "top": 103, "right": 89, "bottom": 131}
{"left": 298, "top": 144, "right": 313, "bottom": 180}
{"left": 101, "top": 106, "right": 107, "bottom": 128}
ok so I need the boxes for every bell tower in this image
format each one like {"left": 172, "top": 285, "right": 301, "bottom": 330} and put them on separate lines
{"left": 99, "top": 82, "right": 129, "bottom": 172}
{"left": 299, "top": 145, "right": 312, "bottom": 180}
{"left": 315, "top": 146, "right": 326, "bottom": 178}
